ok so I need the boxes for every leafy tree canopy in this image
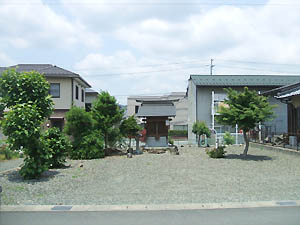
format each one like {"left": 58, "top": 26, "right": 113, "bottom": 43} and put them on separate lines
{"left": 192, "top": 121, "right": 211, "bottom": 146}
{"left": 64, "top": 106, "right": 94, "bottom": 141}
{"left": 91, "top": 91, "right": 124, "bottom": 148}
{"left": 0, "top": 68, "right": 53, "bottom": 118}
{"left": 216, "top": 87, "right": 275, "bottom": 155}
{"left": 0, "top": 69, "right": 54, "bottom": 179}
{"left": 120, "top": 116, "right": 141, "bottom": 147}
{"left": 120, "top": 116, "right": 141, "bottom": 138}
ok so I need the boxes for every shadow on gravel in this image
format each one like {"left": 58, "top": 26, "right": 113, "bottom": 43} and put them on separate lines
{"left": 2, "top": 170, "right": 60, "bottom": 183}
{"left": 225, "top": 154, "right": 273, "bottom": 161}
{"left": 105, "top": 148, "right": 127, "bottom": 157}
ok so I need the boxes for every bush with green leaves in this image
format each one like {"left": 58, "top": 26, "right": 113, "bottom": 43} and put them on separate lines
{"left": 120, "top": 116, "right": 141, "bottom": 147}
{"left": 0, "top": 142, "right": 14, "bottom": 160}
{"left": 224, "top": 132, "right": 235, "bottom": 145}
{"left": 168, "top": 130, "right": 188, "bottom": 137}
{"left": 64, "top": 106, "right": 94, "bottom": 144}
{"left": 1, "top": 103, "right": 51, "bottom": 179}
{"left": 43, "top": 127, "right": 72, "bottom": 168}
{"left": 65, "top": 106, "right": 105, "bottom": 159}
{"left": 70, "top": 133, "right": 105, "bottom": 159}
{"left": 206, "top": 146, "right": 226, "bottom": 158}
{"left": 192, "top": 121, "right": 211, "bottom": 147}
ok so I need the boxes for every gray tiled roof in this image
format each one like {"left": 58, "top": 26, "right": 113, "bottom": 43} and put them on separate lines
{"left": 277, "top": 88, "right": 300, "bottom": 99}
{"left": 190, "top": 75, "right": 300, "bottom": 87}
{"left": 0, "top": 64, "right": 91, "bottom": 88}
{"left": 136, "top": 100, "right": 176, "bottom": 117}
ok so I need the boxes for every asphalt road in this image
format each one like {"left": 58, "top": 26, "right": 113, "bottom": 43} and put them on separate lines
{"left": 1, "top": 207, "right": 300, "bottom": 225}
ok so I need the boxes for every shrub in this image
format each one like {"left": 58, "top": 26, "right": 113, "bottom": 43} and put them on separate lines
{"left": 64, "top": 106, "right": 94, "bottom": 141}
{"left": 43, "top": 127, "right": 72, "bottom": 168}
{"left": 19, "top": 141, "right": 51, "bottom": 179}
{"left": 168, "top": 130, "right": 188, "bottom": 137}
{"left": 69, "top": 133, "right": 105, "bottom": 160}
{"left": 224, "top": 132, "right": 235, "bottom": 145}
{"left": 0, "top": 143, "right": 13, "bottom": 160}
{"left": 168, "top": 138, "right": 174, "bottom": 145}
{"left": 206, "top": 146, "right": 226, "bottom": 158}
{"left": 107, "top": 127, "right": 123, "bottom": 148}
{"left": 192, "top": 121, "right": 211, "bottom": 147}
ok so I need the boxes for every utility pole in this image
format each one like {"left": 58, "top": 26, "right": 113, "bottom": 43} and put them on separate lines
{"left": 210, "top": 59, "right": 215, "bottom": 75}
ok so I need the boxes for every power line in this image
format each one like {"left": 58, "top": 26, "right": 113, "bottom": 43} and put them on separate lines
{"left": 219, "top": 59, "right": 300, "bottom": 67}
{"left": 73, "top": 59, "right": 209, "bottom": 72}
{"left": 218, "top": 64, "right": 300, "bottom": 74}
{"left": 80, "top": 64, "right": 208, "bottom": 77}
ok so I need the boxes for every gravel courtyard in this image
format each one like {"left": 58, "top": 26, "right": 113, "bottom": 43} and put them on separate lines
{"left": 1, "top": 146, "right": 300, "bottom": 205}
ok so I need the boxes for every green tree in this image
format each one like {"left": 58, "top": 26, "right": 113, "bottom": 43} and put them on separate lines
{"left": 0, "top": 69, "right": 53, "bottom": 118}
{"left": 2, "top": 104, "right": 51, "bottom": 179}
{"left": 192, "top": 121, "right": 211, "bottom": 147}
{"left": 120, "top": 116, "right": 141, "bottom": 147}
{"left": 64, "top": 106, "right": 94, "bottom": 144}
{"left": 64, "top": 106, "right": 105, "bottom": 159}
{"left": 91, "top": 91, "right": 124, "bottom": 148}
{"left": 0, "top": 69, "right": 53, "bottom": 179}
{"left": 216, "top": 87, "right": 275, "bottom": 156}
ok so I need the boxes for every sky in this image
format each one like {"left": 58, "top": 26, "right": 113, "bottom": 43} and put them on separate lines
{"left": 1, "top": 0, "right": 300, "bottom": 104}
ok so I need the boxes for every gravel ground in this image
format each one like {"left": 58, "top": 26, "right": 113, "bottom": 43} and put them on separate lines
{"left": 0, "top": 158, "right": 23, "bottom": 173}
{"left": 1, "top": 146, "right": 300, "bottom": 205}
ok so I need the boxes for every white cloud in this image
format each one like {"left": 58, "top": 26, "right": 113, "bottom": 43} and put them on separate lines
{"left": 0, "top": 0, "right": 101, "bottom": 50}
{"left": 74, "top": 51, "right": 194, "bottom": 104}
{"left": 0, "top": 52, "right": 14, "bottom": 66}
{"left": 115, "top": 0, "right": 300, "bottom": 63}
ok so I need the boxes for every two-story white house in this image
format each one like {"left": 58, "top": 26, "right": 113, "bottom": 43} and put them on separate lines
{"left": 0, "top": 64, "right": 91, "bottom": 130}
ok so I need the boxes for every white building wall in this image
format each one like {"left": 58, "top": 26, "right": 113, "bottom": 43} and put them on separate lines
{"left": 72, "top": 78, "right": 86, "bottom": 108}
{"left": 85, "top": 94, "right": 98, "bottom": 104}
{"left": 127, "top": 98, "right": 142, "bottom": 117}
{"left": 188, "top": 85, "right": 288, "bottom": 143}
{"left": 170, "top": 97, "right": 188, "bottom": 130}
{"left": 47, "top": 77, "right": 72, "bottom": 109}
{"left": 188, "top": 79, "right": 197, "bottom": 144}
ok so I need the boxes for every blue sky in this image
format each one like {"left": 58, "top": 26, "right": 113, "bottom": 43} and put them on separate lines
{"left": 1, "top": 0, "right": 300, "bottom": 104}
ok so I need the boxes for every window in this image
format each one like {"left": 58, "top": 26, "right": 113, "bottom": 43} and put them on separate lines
{"left": 135, "top": 105, "right": 139, "bottom": 114}
{"left": 50, "top": 83, "right": 60, "bottom": 98}
{"left": 81, "top": 89, "right": 84, "bottom": 102}
{"left": 75, "top": 85, "right": 79, "bottom": 100}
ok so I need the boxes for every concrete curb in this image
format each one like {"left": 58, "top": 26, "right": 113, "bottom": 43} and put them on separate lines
{"left": 250, "top": 142, "right": 300, "bottom": 156}
{"left": 1, "top": 200, "right": 300, "bottom": 212}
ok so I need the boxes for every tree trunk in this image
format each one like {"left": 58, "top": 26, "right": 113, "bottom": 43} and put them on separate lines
{"left": 243, "top": 130, "right": 249, "bottom": 156}
{"left": 198, "top": 135, "right": 201, "bottom": 147}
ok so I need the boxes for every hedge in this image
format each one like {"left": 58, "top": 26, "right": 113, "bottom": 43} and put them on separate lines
{"left": 168, "top": 130, "right": 188, "bottom": 137}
